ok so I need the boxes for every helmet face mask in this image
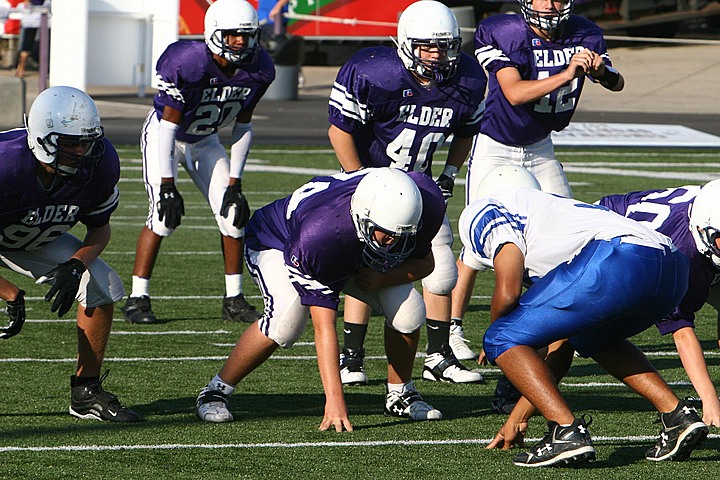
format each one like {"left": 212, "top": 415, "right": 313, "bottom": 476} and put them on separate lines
{"left": 355, "top": 217, "right": 418, "bottom": 272}
{"left": 38, "top": 132, "right": 105, "bottom": 185}
{"left": 396, "top": 0, "right": 462, "bottom": 84}
{"left": 519, "top": 0, "right": 574, "bottom": 37}
{"left": 26, "top": 86, "right": 105, "bottom": 186}
{"left": 350, "top": 168, "right": 423, "bottom": 272}
{"left": 204, "top": 0, "right": 261, "bottom": 66}
{"left": 689, "top": 180, "right": 720, "bottom": 267}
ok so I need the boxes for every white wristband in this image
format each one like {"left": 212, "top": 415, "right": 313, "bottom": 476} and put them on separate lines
{"left": 441, "top": 165, "right": 459, "bottom": 179}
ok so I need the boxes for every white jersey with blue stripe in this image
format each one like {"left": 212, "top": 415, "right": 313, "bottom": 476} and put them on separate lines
{"left": 458, "top": 188, "right": 674, "bottom": 281}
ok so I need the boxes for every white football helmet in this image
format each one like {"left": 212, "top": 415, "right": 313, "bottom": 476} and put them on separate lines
{"left": 519, "top": 0, "right": 574, "bottom": 37}
{"left": 395, "top": 0, "right": 462, "bottom": 83}
{"left": 204, "top": 0, "right": 261, "bottom": 65}
{"left": 351, "top": 168, "right": 423, "bottom": 271}
{"left": 475, "top": 165, "right": 541, "bottom": 198}
{"left": 689, "top": 180, "right": 720, "bottom": 268}
{"left": 26, "top": 86, "right": 105, "bottom": 185}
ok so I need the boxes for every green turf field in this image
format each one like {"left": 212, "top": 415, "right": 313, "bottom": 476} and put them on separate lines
{"left": 1, "top": 146, "right": 719, "bottom": 479}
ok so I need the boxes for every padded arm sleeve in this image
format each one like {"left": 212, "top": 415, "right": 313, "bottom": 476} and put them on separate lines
{"left": 230, "top": 121, "right": 253, "bottom": 179}
{"left": 158, "top": 119, "right": 179, "bottom": 179}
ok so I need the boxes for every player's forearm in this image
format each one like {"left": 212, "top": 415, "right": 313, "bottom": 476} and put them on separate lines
{"left": 673, "top": 327, "right": 719, "bottom": 405}
{"left": 328, "top": 125, "right": 363, "bottom": 172}
{"left": 75, "top": 223, "right": 112, "bottom": 267}
{"left": 497, "top": 67, "right": 575, "bottom": 106}
{"left": 311, "top": 306, "right": 345, "bottom": 401}
{"left": 381, "top": 254, "right": 434, "bottom": 287}
{"left": 445, "top": 135, "right": 473, "bottom": 171}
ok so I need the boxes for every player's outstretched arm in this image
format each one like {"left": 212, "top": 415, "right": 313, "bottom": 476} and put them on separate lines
{"left": 672, "top": 326, "right": 720, "bottom": 427}
{"left": 311, "top": 305, "right": 353, "bottom": 432}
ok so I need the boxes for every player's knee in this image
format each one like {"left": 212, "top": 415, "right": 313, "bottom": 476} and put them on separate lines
{"left": 148, "top": 221, "right": 176, "bottom": 238}
{"left": 384, "top": 289, "right": 426, "bottom": 334}
{"left": 83, "top": 262, "right": 125, "bottom": 306}
{"left": 268, "top": 328, "right": 303, "bottom": 348}
{"left": 216, "top": 214, "right": 245, "bottom": 238}
{"left": 421, "top": 261, "right": 458, "bottom": 295}
{"left": 264, "top": 303, "right": 310, "bottom": 348}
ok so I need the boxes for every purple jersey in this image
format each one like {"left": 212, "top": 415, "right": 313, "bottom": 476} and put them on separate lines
{"left": 599, "top": 186, "right": 717, "bottom": 335}
{"left": 245, "top": 171, "right": 445, "bottom": 309}
{"left": 153, "top": 40, "right": 275, "bottom": 143}
{"left": 0, "top": 129, "right": 120, "bottom": 251}
{"left": 474, "top": 14, "right": 611, "bottom": 146}
{"left": 328, "top": 46, "right": 486, "bottom": 175}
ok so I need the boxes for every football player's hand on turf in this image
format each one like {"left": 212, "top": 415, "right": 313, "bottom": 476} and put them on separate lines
{"left": 319, "top": 401, "right": 353, "bottom": 432}
{"left": 478, "top": 348, "right": 488, "bottom": 366}
{"left": 1, "top": 289, "right": 25, "bottom": 339}
{"left": 487, "top": 418, "right": 528, "bottom": 450}
{"left": 700, "top": 399, "right": 720, "bottom": 427}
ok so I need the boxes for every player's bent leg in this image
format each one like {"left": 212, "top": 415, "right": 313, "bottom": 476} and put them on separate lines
{"left": 197, "top": 248, "right": 311, "bottom": 423}
{"left": 70, "top": 301, "right": 141, "bottom": 422}
{"left": 339, "top": 296, "right": 372, "bottom": 385}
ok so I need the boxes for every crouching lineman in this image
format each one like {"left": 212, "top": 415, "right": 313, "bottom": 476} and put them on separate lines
{"left": 459, "top": 166, "right": 707, "bottom": 466}
{"left": 196, "top": 168, "right": 446, "bottom": 431}
{"left": 0, "top": 86, "right": 140, "bottom": 422}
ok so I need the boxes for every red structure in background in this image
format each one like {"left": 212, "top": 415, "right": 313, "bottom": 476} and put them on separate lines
{"left": 179, "top": 0, "right": 413, "bottom": 38}
{"left": 180, "top": 0, "right": 258, "bottom": 36}
{"left": 3, "top": 0, "right": 24, "bottom": 35}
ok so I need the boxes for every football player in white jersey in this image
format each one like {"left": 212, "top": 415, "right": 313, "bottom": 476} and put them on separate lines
{"left": 449, "top": 0, "right": 626, "bottom": 397}
{"left": 458, "top": 167, "right": 707, "bottom": 466}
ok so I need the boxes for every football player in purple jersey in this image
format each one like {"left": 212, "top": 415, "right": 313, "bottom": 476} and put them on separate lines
{"left": 121, "top": 0, "right": 274, "bottom": 325}
{"left": 461, "top": 167, "right": 707, "bottom": 466}
{"left": 196, "top": 168, "right": 447, "bottom": 431}
{"left": 0, "top": 86, "right": 140, "bottom": 422}
{"left": 599, "top": 184, "right": 720, "bottom": 427}
{"left": 450, "top": 0, "right": 626, "bottom": 381}
{"left": 327, "top": 0, "right": 487, "bottom": 386}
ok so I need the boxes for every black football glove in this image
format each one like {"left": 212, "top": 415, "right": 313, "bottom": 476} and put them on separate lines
{"left": 157, "top": 183, "right": 185, "bottom": 229}
{"left": 436, "top": 173, "right": 455, "bottom": 204}
{"left": 220, "top": 183, "right": 250, "bottom": 229}
{"left": 40, "top": 258, "right": 86, "bottom": 317}
{"left": 1, "top": 290, "right": 26, "bottom": 340}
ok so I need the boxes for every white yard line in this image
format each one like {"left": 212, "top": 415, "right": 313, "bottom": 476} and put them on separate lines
{"left": 1, "top": 434, "right": 718, "bottom": 452}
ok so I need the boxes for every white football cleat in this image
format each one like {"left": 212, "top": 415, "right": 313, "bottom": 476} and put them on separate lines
{"left": 423, "top": 347, "right": 484, "bottom": 384}
{"left": 196, "top": 387, "right": 233, "bottom": 423}
{"left": 384, "top": 387, "right": 442, "bottom": 421}
{"left": 449, "top": 323, "right": 478, "bottom": 361}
